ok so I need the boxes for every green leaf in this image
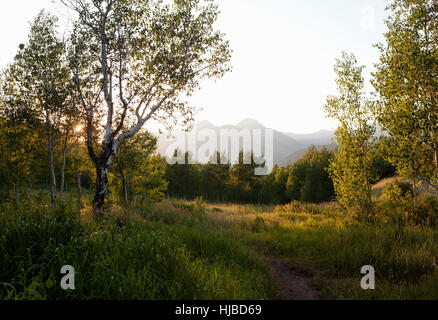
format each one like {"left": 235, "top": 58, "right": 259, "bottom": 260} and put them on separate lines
{"left": 45, "top": 279, "right": 54, "bottom": 289}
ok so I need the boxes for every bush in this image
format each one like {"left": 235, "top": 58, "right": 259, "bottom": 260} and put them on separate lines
{"left": 274, "top": 200, "right": 339, "bottom": 215}
{"left": 411, "top": 195, "right": 438, "bottom": 227}
{"left": 376, "top": 180, "right": 438, "bottom": 227}
{"left": 380, "top": 180, "right": 413, "bottom": 204}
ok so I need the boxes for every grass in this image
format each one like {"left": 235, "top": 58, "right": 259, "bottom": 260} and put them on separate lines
{"left": 1, "top": 191, "right": 438, "bottom": 300}
{"left": 203, "top": 202, "right": 438, "bottom": 299}
{"left": 0, "top": 195, "right": 275, "bottom": 300}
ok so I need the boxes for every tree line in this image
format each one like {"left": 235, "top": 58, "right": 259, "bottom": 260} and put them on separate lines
{"left": 164, "top": 145, "right": 395, "bottom": 205}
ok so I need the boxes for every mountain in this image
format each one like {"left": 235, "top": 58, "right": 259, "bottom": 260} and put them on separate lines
{"left": 284, "top": 130, "right": 335, "bottom": 146}
{"left": 236, "top": 118, "right": 266, "bottom": 130}
{"left": 278, "top": 144, "right": 338, "bottom": 167}
{"left": 155, "top": 118, "right": 335, "bottom": 167}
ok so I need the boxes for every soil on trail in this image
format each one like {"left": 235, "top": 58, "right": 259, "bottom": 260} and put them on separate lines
{"left": 267, "top": 258, "right": 321, "bottom": 300}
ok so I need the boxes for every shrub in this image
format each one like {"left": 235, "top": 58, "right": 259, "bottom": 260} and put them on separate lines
{"left": 410, "top": 195, "right": 438, "bottom": 227}
{"left": 380, "top": 180, "right": 413, "bottom": 205}
{"left": 376, "top": 180, "right": 438, "bottom": 227}
{"left": 274, "top": 200, "right": 339, "bottom": 215}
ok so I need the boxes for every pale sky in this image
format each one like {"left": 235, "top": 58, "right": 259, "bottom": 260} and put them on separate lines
{"left": 0, "top": 0, "right": 389, "bottom": 134}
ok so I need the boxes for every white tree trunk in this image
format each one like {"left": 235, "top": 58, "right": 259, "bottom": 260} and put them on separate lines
{"left": 48, "top": 123, "right": 57, "bottom": 205}
{"left": 60, "top": 130, "right": 69, "bottom": 202}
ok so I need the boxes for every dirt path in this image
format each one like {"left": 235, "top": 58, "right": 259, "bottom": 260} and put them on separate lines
{"left": 266, "top": 258, "right": 321, "bottom": 300}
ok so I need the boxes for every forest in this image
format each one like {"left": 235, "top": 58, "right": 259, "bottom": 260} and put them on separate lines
{"left": 1, "top": 0, "right": 438, "bottom": 301}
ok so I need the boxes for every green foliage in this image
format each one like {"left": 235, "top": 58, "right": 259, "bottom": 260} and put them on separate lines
{"left": 324, "top": 52, "right": 377, "bottom": 218}
{"left": 380, "top": 180, "right": 414, "bottom": 204}
{"left": 260, "top": 165, "right": 289, "bottom": 204}
{"left": 200, "top": 153, "right": 230, "bottom": 202}
{"left": 0, "top": 10, "right": 86, "bottom": 206}
{"left": 285, "top": 146, "right": 334, "bottom": 203}
{"left": 412, "top": 195, "right": 438, "bottom": 227}
{"left": 376, "top": 180, "right": 438, "bottom": 227}
{"left": 372, "top": 0, "right": 438, "bottom": 188}
{"left": 372, "top": 138, "right": 397, "bottom": 182}
{"left": 110, "top": 131, "right": 168, "bottom": 203}
{"left": 226, "top": 151, "right": 264, "bottom": 203}
{"left": 0, "top": 105, "right": 37, "bottom": 202}
{"left": 14, "top": 11, "right": 69, "bottom": 120}
{"left": 166, "top": 147, "right": 335, "bottom": 205}
{"left": 165, "top": 151, "right": 201, "bottom": 200}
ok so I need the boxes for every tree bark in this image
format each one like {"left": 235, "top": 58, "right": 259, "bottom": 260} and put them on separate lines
{"left": 93, "top": 165, "right": 109, "bottom": 217}
{"left": 76, "top": 171, "right": 82, "bottom": 200}
{"left": 45, "top": 111, "right": 57, "bottom": 205}
{"left": 60, "top": 128, "right": 69, "bottom": 202}
{"left": 60, "top": 147, "right": 67, "bottom": 202}
{"left": 434, "top": 148, "right": 438, "bottom": 176}
{"left": 90, "top": 136, "right": 121, "bottom": 216}
{"left": 48, "top": 124, "right": 57, "bottom": 206}
{"left": 121, "top": 172, "right": 128, "bottom": 204}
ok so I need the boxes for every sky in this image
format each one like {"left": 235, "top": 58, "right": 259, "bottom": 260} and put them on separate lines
{"left": 0, "top": 0, "right": 389, "bottom": 134}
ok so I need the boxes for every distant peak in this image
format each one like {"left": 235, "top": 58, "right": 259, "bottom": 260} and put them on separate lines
{"left": 236, "top": 118, "right": 266, "bottom": 129}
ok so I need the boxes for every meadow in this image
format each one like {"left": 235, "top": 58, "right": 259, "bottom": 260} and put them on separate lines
{"left": 1, "top": 190, "right": 438, "bottom": 300}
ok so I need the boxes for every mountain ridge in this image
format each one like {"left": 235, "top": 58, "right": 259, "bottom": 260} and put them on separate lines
{"left": 156, "top": 118, "right": 335, "bottom": 166}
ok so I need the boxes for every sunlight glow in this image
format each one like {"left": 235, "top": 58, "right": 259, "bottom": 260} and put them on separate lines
{"left": 74, "top": 124, "right": 84, "bottom": 133}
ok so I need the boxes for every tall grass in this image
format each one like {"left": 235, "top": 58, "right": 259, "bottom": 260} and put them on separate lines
{"left": 0, "top": 197, "right": 275, "bottom": 300}
{"left": 2, "top": 193, "right": 438, "bottom": 300}
{"left": 203, "top": 202, "right": 438, "bottom": 299}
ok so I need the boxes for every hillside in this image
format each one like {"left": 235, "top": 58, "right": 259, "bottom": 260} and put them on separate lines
{"left": 278, "top": 144, "right": 338, "bottom": 167}
{"left": 284, "top": 130, "right": 335, "bottom": 147}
